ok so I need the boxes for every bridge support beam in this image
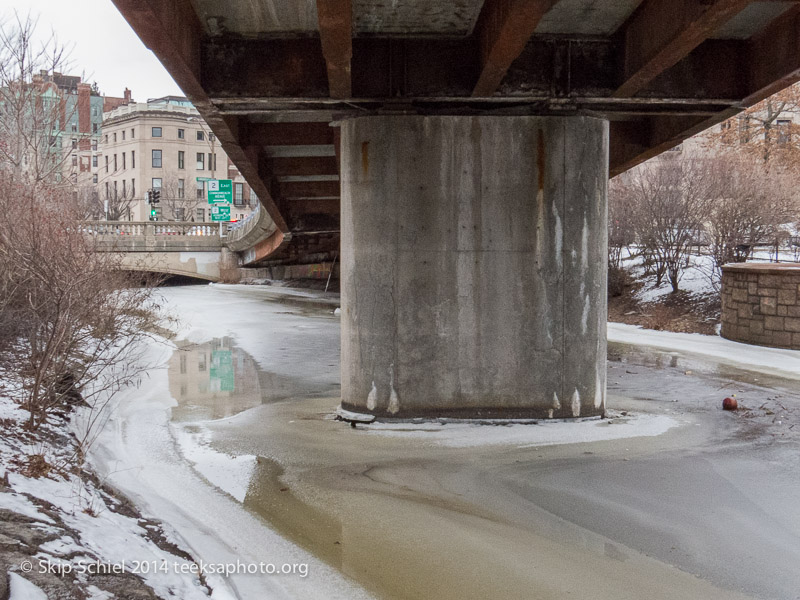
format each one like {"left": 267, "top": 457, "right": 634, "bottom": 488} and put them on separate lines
{"left": 340, "top": 116, "right": 608, "bottom": 419}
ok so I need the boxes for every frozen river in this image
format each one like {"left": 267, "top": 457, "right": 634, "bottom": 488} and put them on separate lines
{"left": 90, "top": 284, "right": 800, "bottom": 600}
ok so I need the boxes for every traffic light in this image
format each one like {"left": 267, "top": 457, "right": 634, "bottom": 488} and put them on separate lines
{"left": 152, "top": 189, "right": 160, "bottom": 204}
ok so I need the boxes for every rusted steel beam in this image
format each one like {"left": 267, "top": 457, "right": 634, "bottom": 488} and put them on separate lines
{"left": 286, "top": 198, "right": 340, "bottom": 216}
{"left": 614, "top": 0, "right": 751, "bottom": 98}
{"left": 278, "top": 181, "right": 341, "bottom": 199}
{"left": 316, "top": 0, "right": 353, "bottom": 98}
{"left": 243, "top": 122, "right": 335, "bottom": 147}
{"left": 268, "top": 156, "right": 339, "bottom": 177}
{"left": 608, "top": 109, "right": 740, "bottom": 176}
{"left": 472, "top": 0, "right": 557, "bottom": 97}
{"left": 204, "top": 38, "right": 329, "bottom": 99}
{"left": 745, "top": 5, "right": 800, "bottom": 105}
{"left": 111, "top": 0, "right": 203, "bottom": 98}
{"left": 110, "top": 0, "right": 289, "bottom": 235}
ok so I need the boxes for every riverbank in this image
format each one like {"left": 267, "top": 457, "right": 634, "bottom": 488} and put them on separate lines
{"left": 0, "top": 378, "right": 225, "bottom": 599}
{"left": 3, "top": 283, "right": 798, "bottom": 599}
{"left": 92, "top": 285, "right": 800, "bottom": 600}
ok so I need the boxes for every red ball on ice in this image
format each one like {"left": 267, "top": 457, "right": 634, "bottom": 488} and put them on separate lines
{"left": 722, "top": 397, "right": 738, "bottom": 411}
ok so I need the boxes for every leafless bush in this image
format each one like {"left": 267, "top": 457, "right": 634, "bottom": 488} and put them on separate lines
{"left": 615, "top": 156, "right": 716, "bottom": 293}
{"left": 703, "top": 157, "right": 799, "bottom": 289}
{"left": 0, "top": 175, "right": 162, "bottom": 432}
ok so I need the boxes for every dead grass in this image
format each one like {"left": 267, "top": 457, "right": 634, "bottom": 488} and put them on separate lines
{"left": 609, "top": 284, "right": 720, "bottom": 335}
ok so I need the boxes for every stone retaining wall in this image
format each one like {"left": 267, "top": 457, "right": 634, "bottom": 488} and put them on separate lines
{"left": 721, "top": 262, "right": 800, "bottom": 350}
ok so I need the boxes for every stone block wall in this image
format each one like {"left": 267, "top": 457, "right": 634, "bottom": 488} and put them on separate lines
{"left": 721, "top": 263, "right": 800, "bottom": 350}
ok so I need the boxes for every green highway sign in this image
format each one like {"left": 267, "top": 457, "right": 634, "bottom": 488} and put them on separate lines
{"left": 196, "top": 176, "right": 214, "bottom": 182}
{"left": 210, "top": 204, "right": 230, "bottom": 222}
{"left": 209, "top": 349, "right": 234, "bottom": 392}
{"left": 207, "top": 178, "right": 232, "bottom": 204}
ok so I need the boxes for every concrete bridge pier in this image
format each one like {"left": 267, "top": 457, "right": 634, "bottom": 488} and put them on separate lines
{"left": 339, "top": 116, "right": 608, "bottom": 420}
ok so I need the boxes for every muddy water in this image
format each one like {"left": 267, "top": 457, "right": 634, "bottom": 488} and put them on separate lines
{"left": 165, "top": 286, "right": 800, "bottom": 600}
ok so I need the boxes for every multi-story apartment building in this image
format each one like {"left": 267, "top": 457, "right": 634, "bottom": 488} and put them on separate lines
{"left": 100, "top": 96, "right": 258, "bottom": 222}
{"left": 5, "top": 71, "right": 128, "bottom": 202}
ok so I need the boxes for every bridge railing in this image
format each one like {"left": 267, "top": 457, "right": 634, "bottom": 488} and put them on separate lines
{"left": 81, "top": 221, "right": 228, "bottom": 237}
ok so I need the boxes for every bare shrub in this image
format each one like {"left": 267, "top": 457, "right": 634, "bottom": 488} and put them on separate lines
{"left": 0, "top": 175, "right": 162, "bottom": 432}
{"left": 616, "top": 156, "right": 716, "bottom": 293}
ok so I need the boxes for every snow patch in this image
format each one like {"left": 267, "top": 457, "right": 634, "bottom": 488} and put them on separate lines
{"left": 608, "top": 322, "right": 800, "bottom": 381}
{"left": 361, "top": 413, "right": 677, "bottom": 448}
{"left": 9, "top": 573, "right": 48, "bottom": 600}
{"left": 173, "top": 425, "right": 257, "bottom": 503}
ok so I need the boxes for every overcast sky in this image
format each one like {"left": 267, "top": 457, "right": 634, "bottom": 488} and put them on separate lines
{"left": 7, "top": 0, "right": 183, "bottom": 101}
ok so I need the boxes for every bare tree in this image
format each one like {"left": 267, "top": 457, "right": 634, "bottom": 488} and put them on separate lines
{"left": 626, "top": 156, "right": 716, "bottom": 293}
{"left": 158, "top": 174, "right": 204, "bottom": 221}
{"left": 0, "top": 12, "right": 77, "bottom": 184}
{"left": 0, "top": 174, "right": 161, "bottom": 431}
{"left": 707, "top": 82, "right": 800, "bottom": 166}
{"left": 608, "top": 174, "right": 637, "bottom": 270}
{"left": 704, "top": 156, "right": 799, "bottom": 287}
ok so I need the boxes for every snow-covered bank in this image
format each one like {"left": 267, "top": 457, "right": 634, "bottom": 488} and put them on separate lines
{"left": 0, "top": 382, "right": 216, "bottom": 599}
{"left": 609, "top": 322, "right": 800, "bottom": 381}
{"left": 87, "top": 288, "right": 371, "bottom": 600}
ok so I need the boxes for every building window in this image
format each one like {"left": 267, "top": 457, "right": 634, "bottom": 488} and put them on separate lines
{"left": 122, "top": 180, "right": 126, "bottom": 197}
{"left": 113, "top": 180, "right": 118, "bottom": 199}
{"left": 131, "top": 178, "right": 135, "bottom": 196}
{"left": 178, "top": 151, "right": 185, "bottom": 169}
{"left": 105, "top": 182, "right": 109, "bottom": 198}
{"left": 152, "top": 127, "right": 162, "bottom": 137}
{"left": 197, "top": 131, "right": 204, "bottom": 141}
{"left": 105, "top": 155, "right": 108, "bottom": 173}
{"left": 92, "top": 155, "right": 98, "bottom": 168}
{"left": 178, "top": 179, "right": 185, "bottom": 198}
{"left": 196, "top": 208, "right": 205, "bottom": 222}
{"left": 122, "top": 130, "right": 126, "bottom": 141}
{"left": 131, "top": 150, "right": 135, "bottom": 168}
{"left": 71, "top": 124, "right": 77, "bottom": 133}
{"left": 209, "top": 133, "right": 215, "bottom": 141}
{"left": 208, "top": 153, "right": 215, "bottom": 172}
{"left": 104, "top": 134, "right": 108, "bottom": 144}
{"left": 152, "top": 149, "right": 162, "bottom": 168}
{"left": 92, "top": 174, "right": 98, "bottom": 184}
{"left": 71, "top": 154, "right": 77, "bottom": 167}
{"left": 196, "top": 181, "right": 205, "bottom": 199}
{"left": 152, "top": 177, "right": 162, "bottom": 190}
{"left": 91, "top": 139, "right": 97, "bottom": 151}
{"left": 234, "top": 182, "right": 244, "bottom": 205}
{"left": 178, "top": 128, "right": 184, "bottom": 139}
{"left": 196, "top": 153, "right": 205, "bottom": 170}
{"left": 92, "top": 123, "right": 98, "bottom": 134}
{"left": 122, "top": 152, "right": 126, "bottom": 170}
{"left": 71, "top": 138, "right": 77, "bottom": 149}
{"left": 113, "top": 154, "right": 117, "bottom": 171}
{"left": 131, "top": 128, "right": 135, "bottom": 138}
{"left": 250, "top": 187, "right": 258, "bottom": 206}
{"left": 92, "top": 106, "right": 98, "bottom": 117}
{"left": 113, "top": 133, "right": 117, "bottom": 142}
{"left": 777, "top": 119, "right": 791, "bottom": 145}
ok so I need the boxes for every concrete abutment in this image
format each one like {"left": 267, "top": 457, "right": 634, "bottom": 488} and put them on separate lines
{"left": 339, "top": 115, "right": 608, "bottom": 419}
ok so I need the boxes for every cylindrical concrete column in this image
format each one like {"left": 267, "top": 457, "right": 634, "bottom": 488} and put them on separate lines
{"left": 340, "top": 116, "right": 608, "bottom": 420}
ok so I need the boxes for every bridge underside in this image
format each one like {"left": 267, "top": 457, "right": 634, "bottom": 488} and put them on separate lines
{"left": 113, "top": 0, "right": 800, "bottom": 418}
{"left": 109, "top": 251, "right": 225, "bottom": 282}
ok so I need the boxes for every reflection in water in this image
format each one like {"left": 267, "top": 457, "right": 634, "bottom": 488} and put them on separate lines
{"left": 168, "top": 337, "right": 262, "bottom": 422}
